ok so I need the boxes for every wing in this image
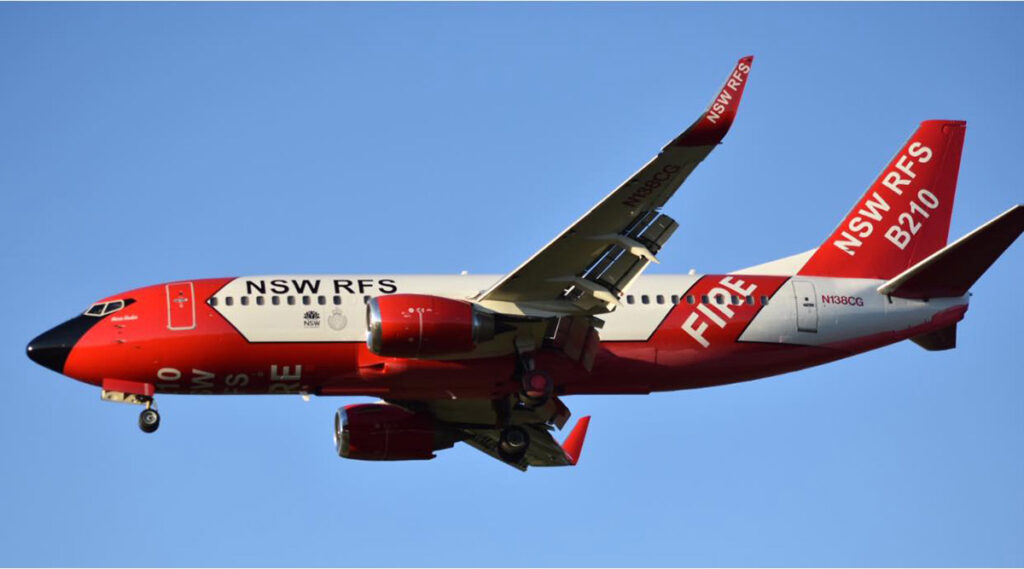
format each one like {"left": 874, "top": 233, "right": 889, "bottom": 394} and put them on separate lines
{"left": 478, "top": 56, "right": 754, "bottom": 315}
{"left": 387, "top": 397, "right": 591, "bottom": 471}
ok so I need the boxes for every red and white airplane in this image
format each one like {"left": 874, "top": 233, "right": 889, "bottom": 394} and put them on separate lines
{"left": 27, "top": 56, "right": 1023, "bottom": 470}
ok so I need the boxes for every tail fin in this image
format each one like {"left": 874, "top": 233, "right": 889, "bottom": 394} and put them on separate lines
{"left": 878, "top": 205, "right": 1024, "bottom": 299}
{"left": 799, "top": 120, "right": 966, "bottom": 280}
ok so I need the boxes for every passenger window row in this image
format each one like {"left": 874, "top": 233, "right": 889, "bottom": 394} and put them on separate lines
{"left": 624, "top": 294, "right": 770, "bottom": 306}
{"left": 209, "top": 295, "right": 374, "bottom": 308}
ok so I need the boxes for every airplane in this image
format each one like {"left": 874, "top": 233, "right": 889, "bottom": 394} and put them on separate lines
{"left": 26, "top": 56, "right": 1024, "bottom": 471}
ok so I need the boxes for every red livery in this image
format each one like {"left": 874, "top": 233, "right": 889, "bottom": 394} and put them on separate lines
{"left": 27, "top": 57, "right": 1023, "bottom": 470}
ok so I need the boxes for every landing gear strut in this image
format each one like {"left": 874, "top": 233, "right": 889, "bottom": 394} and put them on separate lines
{"left": 138, "top": 400, "right": 160, "bottom": 433}
{"left": 99, "top": 388, "right": 162, "bottom": 433}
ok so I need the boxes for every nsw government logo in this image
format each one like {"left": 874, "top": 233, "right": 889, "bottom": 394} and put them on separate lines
{"left": 328, "top": 309, "right": 348, "bottom": 331}
{"left": 303, "top": 310, "right": 321, "bottom": 328}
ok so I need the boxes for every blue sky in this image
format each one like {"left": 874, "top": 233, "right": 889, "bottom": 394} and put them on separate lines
{"left": 1, "top": 3, "right": 1022, "bottom": 567}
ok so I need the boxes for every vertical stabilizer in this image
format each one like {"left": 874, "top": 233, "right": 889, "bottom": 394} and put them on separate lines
{"left": 799, "top": 120, "right": 966, "bottom": 280}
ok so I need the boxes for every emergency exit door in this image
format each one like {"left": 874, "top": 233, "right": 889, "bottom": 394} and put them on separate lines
{"left": 166, "top": 282, "right": 196, "bottom": 330}
{"left": 793, "top": 280, "right": 818, "bottom": 333}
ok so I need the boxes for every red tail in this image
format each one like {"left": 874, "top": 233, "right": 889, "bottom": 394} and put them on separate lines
{"left": 799, "top": 120, "right": 966, "bottom": 280}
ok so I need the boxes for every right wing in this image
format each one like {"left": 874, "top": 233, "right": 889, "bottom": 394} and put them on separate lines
{"left": 463, "top": 417, "right": 591, "bottom": 472}
{"left": 387, "top": 397, "right": 591, "bottom": 471}
{"left": 478, "top": 56, "right": 754, "bottom": 315}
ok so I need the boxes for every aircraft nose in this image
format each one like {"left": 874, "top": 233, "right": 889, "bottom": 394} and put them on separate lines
{"left": 26, "top": 318, "right": 89, "bottom": 374}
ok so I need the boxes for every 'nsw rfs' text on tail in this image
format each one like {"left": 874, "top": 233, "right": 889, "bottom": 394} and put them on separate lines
{"left": 799, "top": 120, "right": 966, "bottom": 280}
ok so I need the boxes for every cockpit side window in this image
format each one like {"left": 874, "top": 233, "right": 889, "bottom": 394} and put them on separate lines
{"left": 102, "top": 300, "right": 125, "bottom": 315}
{"left": 86, "top": 303, "right": 105, "bottom": 316}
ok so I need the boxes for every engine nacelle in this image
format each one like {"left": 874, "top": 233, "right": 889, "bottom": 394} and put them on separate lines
{"left": 334, "top": 403, "right": 453, "bottom": 461}
{"left": 366, "top": 294, "right": 496, "bottom": 358}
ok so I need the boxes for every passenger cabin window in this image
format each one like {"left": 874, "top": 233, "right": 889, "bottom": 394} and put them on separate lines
{"left": 656, "top": 295, "right": 665, "bottom": 305}
{"left": 317, "top": 295, "right": 326, "bottom": 306}
{"left": 746, "top": 295, "right": 754, "bottom": 305}
{"left": 286, "top": 296, "right": 295, "bottom": 306}
{"left": 209, "top": 297, "right": 218, "bottom": 307}
{"left": 332, "top": 295, "right": 342, "bottom": 305}
{"left": 760, "top": 295, "right": 769, "bottom": 305}
{"left": 686, "top": 295, "right": 695, "bottom": 304}
{"left": 731, "top": 295, "right": 740, "bottom": 305}
{"left": 700, "top": 295, "right": 709, "bottom": 304}
{"left": 225, "top": 297, "right": 234, "bottom": 306}
{"left": 241, "top": 296, "right": 249, "bottom": 306}
{"left": 714, "top": 294, "right": 725, "bottom": 304}
{"left": 272, "top": 296, "right": 280, "bottom": 306}
{"left": 256, "top": 296, "right": 265, "bottom": 306}
{"left": 641, "top": 295, "right": 650, "bottom": 305}
{"left": 671, "top": 295, "right": 679, "bottom": 305}
{"left": 363, "top": 295, "right": 371, "bottom": 304}
{"left": 302, "top": 295, "right": 311, "bottom": 306}
{"left": 626, "top": 295, "right": 635, "bottom": 305}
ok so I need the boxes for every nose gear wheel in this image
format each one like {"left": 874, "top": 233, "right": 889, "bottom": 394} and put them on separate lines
{"left": 138, "top": 400, "right": 160, "bottom": 433}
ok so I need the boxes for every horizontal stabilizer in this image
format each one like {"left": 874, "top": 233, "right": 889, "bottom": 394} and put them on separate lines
{"left": 878, "top": 205, "right": 1024, "bottom": 299}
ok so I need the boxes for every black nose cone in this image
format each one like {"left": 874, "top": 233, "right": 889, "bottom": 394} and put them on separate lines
{"left": 27, "top": 330, "right": 73, "bottom": 373}
{"left": 26, "top": 315, "right": 96, "bottom": 374}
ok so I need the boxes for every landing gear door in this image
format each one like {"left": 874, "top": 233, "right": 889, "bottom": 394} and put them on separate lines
{"left": 793, "top": 280, "right": 818, "bottom": 333}
{"left": 166, "top": 282, "right": 196, "bottom": 331}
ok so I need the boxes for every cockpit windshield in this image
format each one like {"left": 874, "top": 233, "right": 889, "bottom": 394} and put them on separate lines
{"left": 83, "top": 299, "right": 130, "bottom": 317}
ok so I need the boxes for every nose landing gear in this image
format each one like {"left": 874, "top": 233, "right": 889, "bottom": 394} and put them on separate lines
{"left": 100, "top": 389, "right": 161, "bottom": 433}
{"left": 138, "top": 402, "right": 160, "bottom": 434}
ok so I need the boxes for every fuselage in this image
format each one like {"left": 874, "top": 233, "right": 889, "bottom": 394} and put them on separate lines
{"left": 29, "top": 273, "right": 969, "bottom": 400}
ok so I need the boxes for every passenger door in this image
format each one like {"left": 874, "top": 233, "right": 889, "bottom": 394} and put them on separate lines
{"left": 792, "top": 280, "right": 818, "bottom": 333}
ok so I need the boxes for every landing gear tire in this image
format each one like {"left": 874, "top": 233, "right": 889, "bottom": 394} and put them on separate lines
{"left": 139, "top": 408, "right": 160, "bottom": 433}
{"left": 497, "top": 426, "right": 530, "bottom": 462}
{"left": 520, "top": 371, "right": 553, "bottom": 408}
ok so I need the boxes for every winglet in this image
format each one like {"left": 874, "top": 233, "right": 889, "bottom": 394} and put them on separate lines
{"left": 560, "top": 416, "right": 591, "bottom": 466}
{"left": 672, "top": 55, "right": 754, "bottom": 147}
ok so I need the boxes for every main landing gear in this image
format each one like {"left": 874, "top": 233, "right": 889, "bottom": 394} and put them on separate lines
{"left": 490, "top": 350, "right": 557, "bottom": 463}
{"left": 520, "top": 370, "right": 553, "bottom": 408}
{"left": 497, "top": 425, "right": 530, "bottom": 462}
{"left": 515, "top": 347, "right": 554, "bottom": 409}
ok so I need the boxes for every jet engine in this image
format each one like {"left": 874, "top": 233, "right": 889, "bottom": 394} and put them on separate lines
{"left": 366, "top": 294, "right": 496, "bottom": 358}
{"left": 333, "top": 403, "right": 456, "bottom": 461}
